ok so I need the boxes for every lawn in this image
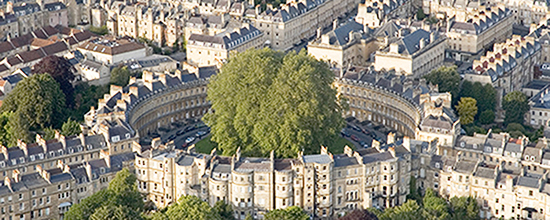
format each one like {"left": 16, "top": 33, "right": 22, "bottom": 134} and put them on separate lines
{"left": 194, "top": 135, "right": 217, "bottom": 154}
{"left": 194, "top": 135, "right": 355, "bottom": 155}
{"left": 328, "top": 137, "right": 355, "bottom": 154}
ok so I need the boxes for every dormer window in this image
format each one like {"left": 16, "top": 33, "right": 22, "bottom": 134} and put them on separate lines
{"left": 87, "top": 145, "right": 92, "bottom": 150}
{"left": 19, "top": 158, "right": 24, "bottom": 164}
{"left": 11, "top": 159, "right": 16, "bottom": 165}
{"left": 78, "top": 146, "right": 83, "bottom": 151}
{"left": 58, "top": 150, "right": 63, "bottom": 156}
{"left": 100, "top": 142, "right": 105, "bottom": 147}
{"left": 0, "top": 161, "right": 4, "bottom": 167}
{"left": 38, "top": 153, "right": 44, "bottom": 159}
{"left": 69, "top": 148, "right": 74, "bottom": 154}
{"left": 30, "top": 155, "right": 35, "bottom": 161}
{"left": 460, "top": 142, "right": 465, "bottom": 147}
{"left": 100, "top": 168, "right": 105, "bottom": 174}
{"left": 125, "top": 133, "right": 131, "bottom": 139}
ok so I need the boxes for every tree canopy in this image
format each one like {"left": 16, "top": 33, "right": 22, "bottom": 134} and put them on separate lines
{"left": 456, "top": 97, "right": 477, "bottom": 125}
{"left": 264, "top": 206, "right": 309, "bottom": 220}
{"left": 61, "top": 118, "right": 81, "bottom": 136}
{"left": 0, "top": 74, "right": 65, "bottom": 142}
{"left": 64, "top": 168, "right": 144, "bottom": 220}
{"left": 203, "top": 48, "right": 346, "bottom": 157}
{"left": 423, "top": 66, "right": 460, "bottom": 101}
{"left": 33, "top": 55, "right": 75, "bottom": 107}
{"left": 503, "top": 91, "right": 529, "bottom": 124}
{"left": 110, "top": 66, "right": 133, "bottom": 87}
{"left": 371, "top": 188, "right": 479, "bottom": 220}
{"left": 151, "top": 196, "right": 225, "bottom": 220}
{"left": 459, "top": 81, "right": 496, "bottom": 117}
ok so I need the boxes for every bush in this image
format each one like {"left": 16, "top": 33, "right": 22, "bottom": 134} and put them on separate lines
{"left": 506, "top": 123, "right": 526, "bottom": 133}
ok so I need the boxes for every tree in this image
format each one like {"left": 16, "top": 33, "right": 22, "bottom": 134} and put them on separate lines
{"left": 33, "top": 55, "right": 75, "bottom": 107}
{"left": 214, "top": 201, "right": 235, "bottom": 220}
{"left": 0, "top": 112, "right": 11, "bottom": 146}
{"left": 157, "top": 196, "right": 222, "bottom": 220}
{"left": 423, "top": 66, "right": 460, "bottom": 100}
{"left": 422, "top": 189, "right": 449, "bottom": 220}
{"left": 89, "top": 205, "right": 142, "bottom": 220}
{"left": 7, "top": 111, "right": 32, "bottom": 144}
{"left": 456, "top": 97, "right": 478, "bottom": 125}
{"left": 89, "top": 26, "right": 109, "bottom": 35}
{"left": 110, "top": 66, "right": 133, "bottom": 87}
{"left": 379, "top": 200, "right": 422, "bottom": 220}
{"left": 108, "top": 168, "right": 144, "bottom": 211}
{"left": 338, "top": 209, "right": 378, "bottom": 220}
{"left": 0, "top": 74, "right": 66, "bottom": 130}
{"left": 416, "top": 8, "right": 426, "bottom": 20}
{"left": 407, "top": 176, "right": 422, "bottom": 204}
{"left": 61, "top": 118, "right": 81, "bottom": 136}
{"left": 64, "top": 168, "right": 143, "bottom": 220}
{"left": 449, "top": 197, "right": 480, "bottom": 220}
{"left": 459, "top": 81, "right": 496, "bottom": 115}
{"left": 264, "top": 206, "right": 309, "bottom": 220}
{"left": 479, "top": 110, "right": 495, "bottom": 125}
{"left": 64, "top": 189, "right": 111, "bottom": 220}
{"left": 503, "top": 91, "right": 529, "bottom": 124}
{"left": 204, "top": 49, "right": 346, "bottom": 157}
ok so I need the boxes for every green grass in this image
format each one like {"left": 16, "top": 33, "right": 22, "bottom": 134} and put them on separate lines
{"left": 194, "top": 135, "right": 217, "bottom": 154}
{"left": 328, "top": 137, "right": 355, "bottom": 154}
{"left": 194, "top": 135, "right": 355, "bottom": 155}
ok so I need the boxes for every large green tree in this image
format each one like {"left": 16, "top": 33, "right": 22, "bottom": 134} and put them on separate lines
{"left": 459, "top": 81, "right": 496, "bottom": 115}
{"left": 379, "top": 200, "right": 422, "bottom": 220}
{"left": 449, "top": 196, "right": 480, "bottom": 220}
{"left": 151, "top": 196, "right": 223, "bottom": 220}
{"left": 0, "top": 74, "right": 66, "bottom": 132}
{"left": 214, "top": 201, "right": 235, "bottom": 220}
{"left": 503, "top": 91, "right": 529, "bottom": 124}
{"left": 264, "top": 206, "right": 309, "bottom": 220}
{"left": 33, "top": 55, "right": 75, "bottom": 107}
{"left": 110, "top": 66, "right": 133, "bottom": 87}
{"left": 203, "top": 48, "right": 346, "bottom": 157}
{"left": 61, "top": 118, "right": 81, "bottom": 136}
{"left": 456, "top": 97, "right": 477, "bottom": 125}
{"left": 64, "top": 168, "right": 144, "bottom": 220}
{"left": 423, "top": 66, "right": 460, "bottom": 100}
{"left": 422, "top": 189, "right": 449, "bottom": 220}
{"left": 0, "top": 112, "right": 11, "bottom": 146}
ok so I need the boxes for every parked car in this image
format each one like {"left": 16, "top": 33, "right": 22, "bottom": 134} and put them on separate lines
{"left": 351, "top": 135, "right": 360, "bottom": 142}
{"left": 341, "top": 129, "right": 350, "bottom": 137}
{"left": 195, "top": 131, "right": 207, "bottom": 138}
{"left": 185, "top": 126, "right": 195, "bottom": 132}
{"left": 167, "top": 134, "right": 177, "bottom": 141}
{"left": 185, "top": 137, "right": 196, "bottom": 143}
{"left": 359, "top": 141, "right": 368, "bottom": 148}
{"left": 176, "top": 129, "right": 186, "bottom": 136}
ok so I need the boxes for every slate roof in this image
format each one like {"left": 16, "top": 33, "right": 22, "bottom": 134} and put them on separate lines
{"left": 79, "top": 38, "right": 146, "bottom": 55}
{"left": 188, "top": 24, "right": 262, "bottom": 50}
{"left": 303, "top": 154, "right": 332, "bottom": 164}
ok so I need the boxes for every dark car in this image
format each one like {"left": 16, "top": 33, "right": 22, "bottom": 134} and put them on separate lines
{"left": 167, "top": 134, "right": 177, "bottom": 141}
{"left": 185, "top": 126, "right": 195, "bottom": 132}
{"left": 176, "top": 129, "right": 186, "bottom": 136}
{"left": 359, "top": 141, "right": 368, "bottom": 148}
{"left": 351, "top": 135, "right": 360, "bottom": 142}
{"left": 341, "top": 129, "right": 350, "bottom": 137}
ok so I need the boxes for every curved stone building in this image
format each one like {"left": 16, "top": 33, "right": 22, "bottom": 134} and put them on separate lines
{"left": 334, "top": 67, "right": 426, "bottom": 138}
